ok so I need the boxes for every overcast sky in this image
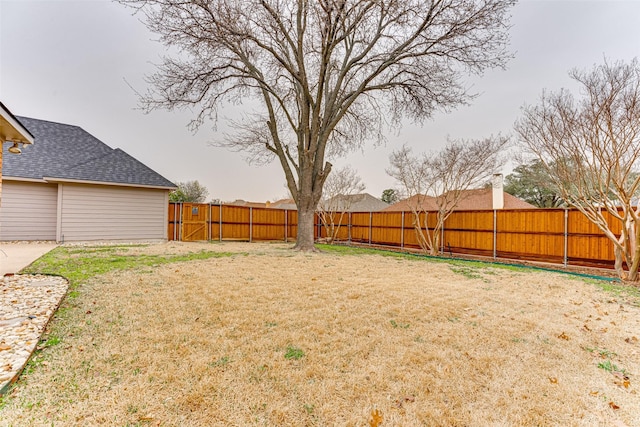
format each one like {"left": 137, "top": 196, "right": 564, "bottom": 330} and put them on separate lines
{"left": 1, "top": 0, "right": 639, "bottom": 202}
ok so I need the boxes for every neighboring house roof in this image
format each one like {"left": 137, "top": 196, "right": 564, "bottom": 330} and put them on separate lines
{"left": 383, "top": 189, "right": 535, "bottom": 212}
{"left": 4, "top": 117, "right": 175, "bottom": 189}
{"left": 269, "top": 198, "right": 297, "bottom": 210}
{"left": 322, "top": 193, "right": 389, "bottom": 212}
{"left": 228, "top": 199, "right": 268, "bottom": 209}
{"left": 447, "top": 188, "right": 535, "bottom": 210}
{"left": 382, "top": 194, "right": 437, "bottom": 212}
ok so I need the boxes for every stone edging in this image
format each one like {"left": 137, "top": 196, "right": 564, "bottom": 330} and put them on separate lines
{"left": 0, "top": 274, "right": 68, "bottom": 395}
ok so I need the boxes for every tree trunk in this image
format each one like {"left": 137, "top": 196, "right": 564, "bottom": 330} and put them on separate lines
{"left": 613, "top": 245, "right": 628, "bottom": 281}
{"left": 294, "top": 205, "right": 319, "bottom": 251}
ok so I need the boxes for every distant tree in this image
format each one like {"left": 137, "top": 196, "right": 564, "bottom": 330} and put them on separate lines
{"left": 318, "top": 166, "right": 366, "bottom": 243}
{"left": 119, "top": 0, "right": 516, "bottom": 252}
{"left": 515, "top": 59, "right": 640, "bottom": 281}
{"left": 169, "top": 180, "right": 209, "bottom": 203}
{"left": 381, "top": 189, "right": 399, "bottom": 204}
{"left": 504, "top": 160, "right": 565, "bottom": 208}
{"left": 388, "top": 136, "right": 509, "bottom": 255}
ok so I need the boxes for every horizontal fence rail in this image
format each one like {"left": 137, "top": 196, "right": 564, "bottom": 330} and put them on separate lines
{"left": 169, "top": 203, "right": 620, "bottom": 270}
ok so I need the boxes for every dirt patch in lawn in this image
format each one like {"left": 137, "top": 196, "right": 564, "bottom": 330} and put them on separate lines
{"left": 1, "top": 242, "right": 639, "bottom": 426}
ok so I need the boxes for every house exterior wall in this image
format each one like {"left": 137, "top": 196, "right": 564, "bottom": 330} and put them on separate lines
{"left": 0, "top": 181, "right": 58, "bottom": 241}
{"left": 57, "top": 183, "right": 168, "bottom": 242}
{"left": 1, "top": 149, "right": 3, "bottom": 204}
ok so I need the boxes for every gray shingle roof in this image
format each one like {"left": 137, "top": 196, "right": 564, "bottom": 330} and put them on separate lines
{"left": 322, "top": 193, "right": 389, "bottom": 212}
{"left": 4, "top": 117, "right": 175, "bottom": 189}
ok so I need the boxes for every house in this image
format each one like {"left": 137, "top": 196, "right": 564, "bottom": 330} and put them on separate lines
{"left": 383, "top": 188, "right": 535, "bottom": 212}
{"left": 227, "top": 199, "right": 269, "bottom": 209}
{"left": 321, "top": 193, "right": 389, "bottom": 212}
{"left": 0, "top": 103, "right": 34, "bottom": 207}
{"left": 381, "top": 194, "right": 437, "bottom": 212}
{"left": 0, "top": 116, "right": 176, "bottom": 242}
{"left": 268, "top": 198, "right": 297, "bottom": 210}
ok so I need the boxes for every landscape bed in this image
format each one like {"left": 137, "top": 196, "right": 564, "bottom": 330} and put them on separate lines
{"left": 1, "top": 242, "right": 639, "bottom": 426}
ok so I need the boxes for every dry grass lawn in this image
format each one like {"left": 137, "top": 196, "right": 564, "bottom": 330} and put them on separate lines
{"left": 1, "top": 242, "right": 639, "bottom": 426}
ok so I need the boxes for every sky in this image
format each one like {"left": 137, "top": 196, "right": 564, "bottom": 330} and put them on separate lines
{"left": 1, "top": 0, "right": 640, "bottom": 203}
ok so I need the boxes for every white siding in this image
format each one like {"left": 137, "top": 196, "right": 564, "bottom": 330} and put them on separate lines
{"left": 59, "top": 183, "right": 168, "bottom": 241}
{"left": 0, "top": 181, "right": 58, "bottom": 241}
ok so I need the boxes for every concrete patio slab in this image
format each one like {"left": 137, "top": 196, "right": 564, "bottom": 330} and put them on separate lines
{"left": 0, "top": 242, "right": 58, "bottom": 276}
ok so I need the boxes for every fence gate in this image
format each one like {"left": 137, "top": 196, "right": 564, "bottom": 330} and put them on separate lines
{"left": 181, "top": 203, "right": 209, "bottom": 241}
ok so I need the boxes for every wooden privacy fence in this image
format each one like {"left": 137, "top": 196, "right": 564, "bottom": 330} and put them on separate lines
{"left": 169, "top": 203, "right": 620, "bottom": 269}
{"left": 169, "top": 203, "right": 299, "bottom": 243}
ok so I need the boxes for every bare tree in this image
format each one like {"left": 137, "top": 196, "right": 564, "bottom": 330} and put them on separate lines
{"left": 515, "top": 59, "right": 640, "bottom": 281}
{"left": 388, "top": 136, "right": 509, "bottom": 255}
{"left": 170, "top": 180, "right": 210, "bottom": 202}
{"left": 119, "top": 0, "right": 515, "bottom": 251}
{"left": 318, "top": 165, "right": 365, "bottom": 243}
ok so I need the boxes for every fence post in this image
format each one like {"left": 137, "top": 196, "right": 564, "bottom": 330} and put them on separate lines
{"left": 208, "top": 203, "right": 212, "bottom": 241}
{"left": 219, "top": 203, "right": 223, "bottom": 242}
{"left": 564, "top": 209, "right": 568, "bottom": 267}
{"left": 179, "top": 203, "right": 184, "bottom": 241}
{"left": 173, "top": 203, "right": 178, "bottom": 241}
{"left": 348, "top": 212, "right": 352, "bottom": 243}
{"left": 369, "top": 211, "right": 372, "bottom": 245}
{"left": 401, "top": 211, "right": 404, "bottom": 249}
{"left": 284, "top": 209, "right": 288, "bottom": 242}
{"left": 493, "top": 210, "right": 497, "bottom": 259}
{"left": 249, "top": 207, "right": 253, "bottom": 242}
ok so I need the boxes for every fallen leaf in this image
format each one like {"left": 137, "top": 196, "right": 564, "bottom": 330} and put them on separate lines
{"left": 549, "top": 377, "right": 558, "bottom": 384}
{"left": 557, "top": 332, "right": 570, "bottom": 341}
{"left": 86, "top": 310, "right": 92, "bottom": 315}
{"left": 625, "top": 336, "right": 638, "bottom": 344}
{"left": 612, "top": 371, "right": 629, "bottom": 380}
{"left": 590, "top": 391, "right": 599, "bottom": 396}
{"left": 583, "top": 324, "right": 592, "bottom": 332}
{"left": 614, "top": 379, "right": 631, "bottom": 389}
{"left": 609, "top": 401, "right": 620, "bottom": 410}
{"left": 369, "top": 409, "right": 383, "bottom": 427}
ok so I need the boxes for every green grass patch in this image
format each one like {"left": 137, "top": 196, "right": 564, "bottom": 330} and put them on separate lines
{"left": 597, "top": 359, "right": 626, "bottom": 374}
{"left": 449, "top": 265, "right": 485, "bottom": 280}
{"left": 22, "top": 246, "right": 237, "bottom": 287}
{"left": 209, "top": 356, "right": 231, "bottom": 368}
{"left": 317, "top": 243, "right": 528, "bottom": 273}
{"left": 590, "top": 280, "right": 640, "bottom": 306}
{"left": 316, "top": 244, "right": 407, "bottom": 258}
{"left": 585, "top": 346, "right": 617, "bottom": 359}
{"left": 284, "top": 345, "right": 305, "bottom": 360}
{"left": 390, "top": 319, "right": 410, "bottom": 329}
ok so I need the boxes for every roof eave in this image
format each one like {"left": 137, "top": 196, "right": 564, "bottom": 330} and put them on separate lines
{"left": 0, "top": 102, "right": 35, "bottom": 145}
{"left": 43, "top": 176, "right": 177, "bottom": 190}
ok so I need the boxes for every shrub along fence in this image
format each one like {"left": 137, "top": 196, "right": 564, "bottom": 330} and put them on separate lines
{"left": 169, "top": 203, "right": 619, "bottom": 270}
